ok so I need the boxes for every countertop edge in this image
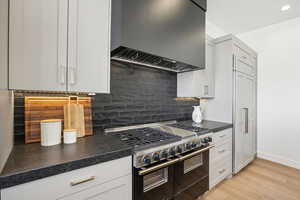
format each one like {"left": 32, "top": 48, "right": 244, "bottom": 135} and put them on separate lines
{"left": 211, "top": 124, "right": 233, "bottom": 133}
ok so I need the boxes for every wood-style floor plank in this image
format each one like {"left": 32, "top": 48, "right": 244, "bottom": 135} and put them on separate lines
{"left": 200, "top": 159, "right": 300, "bottom": 200}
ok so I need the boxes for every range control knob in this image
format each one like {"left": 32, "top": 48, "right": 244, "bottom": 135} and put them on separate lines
{"left": 191, "top": 142, "right": 197, "bottom": 148}
{"left": 161, "top": 151, "right": 169, "bottom": 159}
{"left": 170, "top": 147, "right": 176, "bottom": 156}
{"left": 143, "top": 155, "right": 151, "bottom": 165}
{"left": 185, "top": 143, "right": 192, "bottom": 150}
{"left": 153, "top": 153, "right": 160, "bottom": 161}
{"left": 177, "top": 146, "right": 183, "bottom": 154}
{"left": 202, "top": 137, "right": 212, "bottom": 143}
{"left": 207, "top": 137, "right": 212, "bottom": 142}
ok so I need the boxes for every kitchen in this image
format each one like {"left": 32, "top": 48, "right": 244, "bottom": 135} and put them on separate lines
{"left": 0, "top": 0, "right": 300, "bottom": 200}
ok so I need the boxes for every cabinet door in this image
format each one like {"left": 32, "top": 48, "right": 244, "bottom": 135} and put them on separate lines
{"left": 0, "top": 0, "right": 8, "bottom": 89}
{"left": 177, "top": 36, "right": 215, "bottom": 98}
{"left": 58, "top": 175, "right": 132, "bottom": 200}
{"left": 9, "top": 0, "right": 68, "bottom": 91}
{"left": 234, "top": 72, "right": 255, "bottom": 173}
{"left": 68, "top": 0, "right": 111, "bottom": 93}
{"left": 202, "top": 38, "right": 215, "bottom": 98}
{"left": 1, "top": 157, "right": 132, "bottom": 200}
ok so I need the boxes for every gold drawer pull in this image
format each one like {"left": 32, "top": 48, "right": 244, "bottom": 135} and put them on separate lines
{"left": 70, "top": 176, "right": 95, "bottom": 186}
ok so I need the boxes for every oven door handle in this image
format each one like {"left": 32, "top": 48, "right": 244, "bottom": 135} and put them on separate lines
{"left": 178, "top": 145, "right": 215, "bottom": 161}
{"left": 139, "top": 158, "right": 179, "bottom": 176}
{"left": 138, "top": 145, "right": 214, "bottom": 176}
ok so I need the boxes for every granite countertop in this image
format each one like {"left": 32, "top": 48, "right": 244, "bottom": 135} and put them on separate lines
{"left": 0, "top": 120, "right": 232, "bottom": 190}
{"left": 0, "top": 133, "right": 132, "bottom": 189}
{"left": 177, "top": 120, "right": 233, "bottom": 132}
{"left": 196, "top": 120, "right": 233, "bottom": 132}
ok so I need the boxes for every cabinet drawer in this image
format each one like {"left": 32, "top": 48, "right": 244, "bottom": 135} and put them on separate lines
{"left": 235, "top": 59, "right": 255, "bottom": 76}
{"left": 236, "top": 47, "right": 252, "bottom": 66}
{"left": 212, "top": 129, "right": 232, "bottom": 145}
{"left": 58, "top": 174, "right": 132, "bottom": 200}
{"left": 210, "top": 141, "right": 232, "bottom": 163}
{"left": 210, "top": 156, "right": 232, "bottom": 189}
{"left": 1, "top": 156, "right": 132, "bottom": 200}
{"left": 234, "top": 46, "right": 255, "bottom": 76}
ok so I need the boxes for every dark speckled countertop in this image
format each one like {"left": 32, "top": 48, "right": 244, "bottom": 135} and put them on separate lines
{"left": 0, "top": 133, "right": 132, "bottom": 189}
{"left": 176, "top": 120, "right": 233, "bottom": 132}
{"left": 194, "top": 120, "right": 233, "bottom": 132}
{"left": 0, "top": 120, "right": 231, "bottom": 190}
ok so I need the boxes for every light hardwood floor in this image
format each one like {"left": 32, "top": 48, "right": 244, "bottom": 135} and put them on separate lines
{"left": 201, "top": 159, "right": 300, "bottom": 200}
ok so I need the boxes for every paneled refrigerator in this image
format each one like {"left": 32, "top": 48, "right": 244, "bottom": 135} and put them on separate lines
{"left": 205, "top": 35, "right": 257, "bottom": 174}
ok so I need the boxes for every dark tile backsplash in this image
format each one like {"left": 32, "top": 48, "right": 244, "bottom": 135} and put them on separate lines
{"left": 14, "top": 61, "right": 199, "bottom": 137}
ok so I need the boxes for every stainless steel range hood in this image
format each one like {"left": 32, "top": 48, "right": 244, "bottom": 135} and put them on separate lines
{"left": 111, "top": 0, "right": 206, "bottom": 73}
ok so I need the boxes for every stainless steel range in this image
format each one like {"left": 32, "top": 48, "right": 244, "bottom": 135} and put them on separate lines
{"left": 107, "top": 121, "right": 214, "bottom": 200}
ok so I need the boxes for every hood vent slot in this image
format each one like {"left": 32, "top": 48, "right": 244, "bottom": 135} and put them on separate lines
{"left": 111, "top": 46, "right": 203, "bottom": 73}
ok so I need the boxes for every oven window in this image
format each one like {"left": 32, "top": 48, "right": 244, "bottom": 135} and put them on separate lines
{"left": 184, "top": 154, "right": 203, "bottom": 174}
{"left": 143, "top": 168, "right": 168, "bottom": 192}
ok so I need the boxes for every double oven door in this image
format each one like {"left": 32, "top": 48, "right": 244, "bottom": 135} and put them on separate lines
{"left": 134, "top": 147, "right": 210, "bottom": 200}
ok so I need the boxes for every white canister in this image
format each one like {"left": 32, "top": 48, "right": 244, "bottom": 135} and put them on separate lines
{"left": 40, "top": 119, "right": 62, "bottom": 146}
{"left": 63, "top": 129, "right": 77, "bottom": 144}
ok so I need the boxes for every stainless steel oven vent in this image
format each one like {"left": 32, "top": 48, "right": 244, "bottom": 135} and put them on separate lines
{"left": 111, "top": 46, "right": 203, "bottom": 73}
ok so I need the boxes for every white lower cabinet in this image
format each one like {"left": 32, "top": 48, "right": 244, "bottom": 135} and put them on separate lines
{"left": 209, "top": 129, "right": 232, "bottom": 189}
{"left": 1, "top": 156, "right": 132, "bottom": 200}
{"left": 58, "top": 175, "right": 131, "bottom": 200}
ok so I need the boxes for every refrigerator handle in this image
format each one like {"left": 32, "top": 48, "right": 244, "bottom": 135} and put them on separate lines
{"left": 243, "top": 108, "right": 249, "bottom": 134}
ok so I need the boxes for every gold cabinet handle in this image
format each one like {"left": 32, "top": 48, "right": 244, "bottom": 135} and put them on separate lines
{"left": 70, "top": 176, "right": 95, "bottom": 187}
{"left": 138, "top": 158, "right": 179, "bottom": 176}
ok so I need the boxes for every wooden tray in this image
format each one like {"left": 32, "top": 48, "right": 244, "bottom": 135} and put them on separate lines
{"left": 24, "top": 96, "right": 93, "bottom": 144}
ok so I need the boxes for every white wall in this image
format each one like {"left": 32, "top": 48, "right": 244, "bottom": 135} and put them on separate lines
{"left": 238, "top": 17, "right": 300, "bottom": 169}
{"left": 206, "top": 20, "right": 227, "bottom": 38}
{"left": 0, "top": 91, "right": 13, "bottom": 172}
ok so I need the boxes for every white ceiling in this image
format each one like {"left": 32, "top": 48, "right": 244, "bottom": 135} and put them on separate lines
{"left": 207, "top": 0, "right": 300, "bottom": 34}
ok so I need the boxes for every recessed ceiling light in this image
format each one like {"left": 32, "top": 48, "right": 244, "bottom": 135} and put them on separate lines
{"left": 281, "top": 4, "right": 291, "bottom": 11}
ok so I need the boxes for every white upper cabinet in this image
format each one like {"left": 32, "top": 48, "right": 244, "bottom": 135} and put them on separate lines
{"left": 0, "top": 0, "right": 8, "bottom": 90}
{"left": 68, "top": 0, "right": 111, "bottom": 93}
{"left": 177, "top": 35, "right": 216, "bottom": 98}
{"left": 9, "top": 0, "right": 68, "bottom": 91}
{"left": 9, "top": 0, "right": 111, "bottom": 93}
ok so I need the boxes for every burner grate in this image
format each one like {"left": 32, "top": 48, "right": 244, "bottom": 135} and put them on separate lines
{"left": 111, "top": 127, "right": 181, "bottom": 150}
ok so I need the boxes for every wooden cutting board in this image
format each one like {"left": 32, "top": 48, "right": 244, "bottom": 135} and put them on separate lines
{"left": 64, "top": 97, "right": 86, "bottom": 138}
{"left": 24, "top": 96, "right": 93, "bottom": 144}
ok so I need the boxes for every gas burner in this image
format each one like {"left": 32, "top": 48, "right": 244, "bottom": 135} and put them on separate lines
{"left": 111, "top": 127, "right": 181, "bottom": 151}
{"left": 109, "top": 123, "right": 213, "bottom": 168}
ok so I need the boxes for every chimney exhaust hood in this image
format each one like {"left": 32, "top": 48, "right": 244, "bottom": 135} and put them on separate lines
{"left": 111, "top": 0, "right": 207, "bottom": 73}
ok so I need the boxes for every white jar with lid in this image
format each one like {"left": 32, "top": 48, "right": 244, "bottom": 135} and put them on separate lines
{"left": 63, "top": 129, "right": 77, "bottom": 144}
{"left": 40, "top": 119, "right": 62, "bottom": 146}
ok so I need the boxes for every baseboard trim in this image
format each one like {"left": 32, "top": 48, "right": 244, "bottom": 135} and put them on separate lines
{"left": 257, "top": 152, "right": 300, "bottom": 170}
